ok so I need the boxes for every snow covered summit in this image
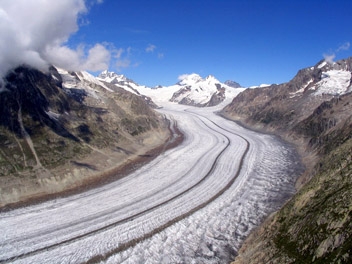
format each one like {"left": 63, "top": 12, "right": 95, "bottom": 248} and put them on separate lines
{"left": 97, "top": 70, "right": 135, "bottom": 86}
{"left": 169, "top": 73, "right": 243, "bottom": 106}
{"left": 177, "top": 73, "right": 204, "bottom": 85}
{"left": 97, "top": 70, "right": 244, "bottom": 107}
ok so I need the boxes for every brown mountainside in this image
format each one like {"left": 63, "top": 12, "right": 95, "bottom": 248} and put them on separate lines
{"left": 0, "top": 66, "right": 169, "bottom": 207}
{"left": 221, "top": 57, "right": 352, "bottom": 263}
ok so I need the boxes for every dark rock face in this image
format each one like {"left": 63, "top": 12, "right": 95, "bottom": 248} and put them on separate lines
{"left": 1, "top": 66, "right": 79, "bottom": 141}
{"left": 170, "top": 86, "right": 192, "bottom": 103}
{"left": 224, "top": 80, "right": 241, "bottom": 88}
{"left": 204, "top": 86, "right": 226, "bottom": 107}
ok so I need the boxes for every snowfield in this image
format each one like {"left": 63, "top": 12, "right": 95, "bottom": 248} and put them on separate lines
{"left": 313, "top": 70, "right": 351, "bottom": 95}
{"left": 0, "top": 103, "right": 302, "bottom": 264}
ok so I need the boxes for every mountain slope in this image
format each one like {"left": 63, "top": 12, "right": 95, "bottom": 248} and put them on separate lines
{"left": 221, "top": 57, "right": 352, "bottom": 263}
{"left": 223, "top": 58, "right": 351, "bottom": 133}
{"left": 0, "top": 66, "right": 169, "bottom": 207}
{"left": 233, "top": 98, "right": 352, "bottom": 263}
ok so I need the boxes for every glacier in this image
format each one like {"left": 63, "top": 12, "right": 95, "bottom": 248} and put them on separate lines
{"left": 0, "top": 103, "right": 303, "bottom": 264}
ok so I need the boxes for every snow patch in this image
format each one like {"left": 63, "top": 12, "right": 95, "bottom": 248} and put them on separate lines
{"left": 56, "top": 67, "right": 113, "bottom": 100}
{"left": 289, "top": 79, "right": 313, "bottom": 98}
{"left": 318, "top": 61, "right": 327, "bottom": 69}
{"left": 46, "top": 110, "right": 60, "bottom": 120}
{"left": 249, "top": 84, "right": 271, "bottom": 89}
{"left": 313, "top": 70, "right": 351, "bottom": 96}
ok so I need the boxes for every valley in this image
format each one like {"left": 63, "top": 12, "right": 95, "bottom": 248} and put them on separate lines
{"left": 0, "top": 103, "right": 302, "bottom": 263}
{"left": 1, "top": 1, "right": 351, "bottom": 263}
{"left": 0, "top": 57, "right": 351, "bottom": 263}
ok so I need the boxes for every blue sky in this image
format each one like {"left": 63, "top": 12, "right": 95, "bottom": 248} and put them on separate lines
{"left": 2, "top": 0, "right": 351, "bottom": 88}
{"left": 75, "top": 0, "right": 352, "bottom": 87}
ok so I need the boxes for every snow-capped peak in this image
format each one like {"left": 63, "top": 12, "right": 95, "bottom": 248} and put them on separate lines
{"left": 205, "top": 75, "right": 217, "bottom": 81}
{"left": 205, "top": 75, "right": 220, "bottom": 84}
{"left": 167, "top": 73, "right": 245, "bottom": 106}
{"left": 97, "top": 70, "right": 128, "bottom": 83}
{"left": 177, "top": 73, "right": 203, "bottom": 86}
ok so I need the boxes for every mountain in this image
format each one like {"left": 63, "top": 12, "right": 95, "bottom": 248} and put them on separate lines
{"left": 169, "top": 74, "right": 243, "bottom": 106}
{"left": 98, "top": 70, "right": 132, "bottom": 85}
{"left": 221, "top": 57, "right": 352, "bottom": 263}
{"left": 223, "top": 58, "right": 352, "bottom": 135}
{"left": 97, "top": 70, "right": 142, "bottom": 95}
{"left": 225, "top": 80, "right": 242, "bottom": 88}
{"left": 98, "top": 71, "right": 244, "bottom": 107}
{"left": 0, "top": 66, "right": 169, "bottom": 207}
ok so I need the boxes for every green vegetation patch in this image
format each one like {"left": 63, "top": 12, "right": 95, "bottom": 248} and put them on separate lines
{"left": 273, "top": 138, "right": 352, "bottom": 263}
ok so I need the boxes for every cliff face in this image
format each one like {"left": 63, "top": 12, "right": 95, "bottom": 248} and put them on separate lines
{"left": 0, "top": 66, "right": 169, "bottom": 207}
{"left": 222, "top": 58, "right": 352, "bottom": 263}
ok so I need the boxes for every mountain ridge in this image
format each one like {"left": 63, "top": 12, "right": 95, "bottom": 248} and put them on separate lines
{"left": 222, "top": 57, "right": 352, "bottom": 263}
{"left": 97, "top": 70, "right": 244, "bottom": 107}
{"left": 224, "top": 80, "right": 242, "bottom": 88}
{"left": 0, "top": 65, "right": 170, "bottom": 207}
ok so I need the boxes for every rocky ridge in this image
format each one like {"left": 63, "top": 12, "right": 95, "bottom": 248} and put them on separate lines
{"left": 225, "top": 80, "right": 242, "bottom": 88}
{"left": 221, "top": 57, "right": 352, "bottom": 263}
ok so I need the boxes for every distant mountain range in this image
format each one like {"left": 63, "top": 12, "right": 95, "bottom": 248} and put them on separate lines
{"left": 97, "top": 71, "right": 244, "bottom": 107}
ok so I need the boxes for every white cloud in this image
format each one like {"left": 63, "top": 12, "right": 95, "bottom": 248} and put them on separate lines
{"left": 336, "top": 42, "right": 350, "bottom": 52}
{"left": 146, "top": 44, "right": 156, "bottom": 53}
{"left": 323, "top": 42, "right": 350, "bottom": 64}
{"left": 323, "top": 53, "right": 336, "bottom": 64}
{"left": 82, "top": 44, "right": 111, "bottom": 71}
{"left": 116, "top": 59, "right": 131, "bottom": 71}
{"left": 0, "top": 0, "right": 111, "bottom": 80}
{"left": 178, "top": 73, "right": 197, "bottom": 81}
{"left": 113, "top": 46, "right": 139, "bottom": 71}
{"left": 114, "top": 48, "right": 125, "bottom": 59}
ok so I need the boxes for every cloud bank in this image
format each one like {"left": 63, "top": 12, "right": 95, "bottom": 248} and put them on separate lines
{"left": 0, "top": 0, "right": 111, "bottom": 81}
